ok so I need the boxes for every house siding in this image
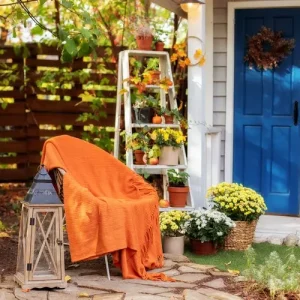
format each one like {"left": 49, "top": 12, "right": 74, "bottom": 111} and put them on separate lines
{"left": 212, "top": 0, "right": 288, "bottom": 182}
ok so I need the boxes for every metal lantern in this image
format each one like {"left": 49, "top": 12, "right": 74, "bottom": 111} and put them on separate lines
{"left": 14, "top": 166, "right": 67, "bottom": 289}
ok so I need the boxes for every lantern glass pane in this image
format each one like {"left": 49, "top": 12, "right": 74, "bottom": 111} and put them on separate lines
{"left": 32, "top": 211, "right": 58, "bottom": 277}
{"left": 16, "top": 206, "right": 28, "bottom": 274}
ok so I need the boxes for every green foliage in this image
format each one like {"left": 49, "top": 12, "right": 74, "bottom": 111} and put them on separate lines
{"left": 167, "top": 169, "right": 189, "bottom": 187}
{"left": 243, "top": 247, "right": 300, "bottom": 299}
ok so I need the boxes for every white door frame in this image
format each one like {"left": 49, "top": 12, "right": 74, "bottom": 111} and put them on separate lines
{"left": 225, "top": 0, "right": 300, "bottom": 182}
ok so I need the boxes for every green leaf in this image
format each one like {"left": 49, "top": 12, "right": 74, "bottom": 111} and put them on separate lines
{"left": 31, "top": 26, "right": 43, "bottom": 36}
{"left": 80, "top": 28, "right": 92, "bottom": 39}
{"left": 77, "top": 42, "right": 91, "bottom": 57}
{"left": 58, "top": 27, "right": 68, "bottom": 41}
{"left": 61, "top": 49, "right": 73, "bottom": 63}
{"left": 40, "top": 0, "right": 47, "bottom": 5}
{"left": 61, "top": 0, "right": 73, "bottom": 8}
{"left": 12, "top": 27, "right": 17, "bottom": 38}
{"left": 64, "top": 39, "right": 77, "bottom": 56}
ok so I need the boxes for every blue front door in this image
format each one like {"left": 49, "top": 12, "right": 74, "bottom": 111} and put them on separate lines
{"left": 234, "top": 9, "right": 300, "bottom": 215}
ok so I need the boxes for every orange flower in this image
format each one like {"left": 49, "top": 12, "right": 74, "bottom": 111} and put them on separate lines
{"left": 171, "top": 53, "right": 178, "bottom": 62}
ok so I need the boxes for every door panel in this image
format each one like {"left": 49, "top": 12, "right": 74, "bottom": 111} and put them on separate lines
{"left": 233, "top": 9, "right": 300, "bottom": 215}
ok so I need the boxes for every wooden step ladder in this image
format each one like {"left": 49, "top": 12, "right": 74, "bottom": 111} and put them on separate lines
{"left": 114, "top": 50, "right": 194, "bottom": 211}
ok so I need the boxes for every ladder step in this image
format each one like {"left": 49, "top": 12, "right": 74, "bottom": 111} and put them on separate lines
{"left": 134, "top": 165, "right": 187, "bottom": 175}
{"left": 132, "top": 123, "right": 180, "bottom": 128}
{"left": 130, "top": 84, "right": 172, "bottom": 89}
{"left": 160, "top": 206, "right": 194, "bottom": 212}
{"left": 124, "top": 50, "right": 170, "bottom": 57}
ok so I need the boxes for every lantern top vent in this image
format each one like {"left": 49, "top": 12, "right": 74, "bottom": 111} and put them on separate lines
{"left": 24, "top": 166, "right": 62, "bottom": 205}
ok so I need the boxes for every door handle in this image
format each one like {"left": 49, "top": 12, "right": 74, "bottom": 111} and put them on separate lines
{"left": 294, "top": 101, "right": 299, "bottom": 126}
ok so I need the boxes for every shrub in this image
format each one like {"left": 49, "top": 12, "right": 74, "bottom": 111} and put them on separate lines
{"left": 243, "top": 247, "right": 300, "bottom": 299}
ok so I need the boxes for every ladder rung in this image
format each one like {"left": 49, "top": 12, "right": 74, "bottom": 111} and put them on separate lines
{"left": 132, "top": 123, "right": 180, "bottom": 128}
{"left": 123, "top": 50, "right": 170, "bottom": 57}
{"left": 134, "top": 165, "right": 187, "bottom": 175}
{"left": 130, "top": 84, "right": 172, "bottom": 90}
{"left": 159, "top": 206, "right": 194, "bottom": 212}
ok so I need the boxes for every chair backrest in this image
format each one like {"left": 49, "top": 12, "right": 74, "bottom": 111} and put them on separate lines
{"left": 50, "top": 168, "right": 65, "bottom": 203}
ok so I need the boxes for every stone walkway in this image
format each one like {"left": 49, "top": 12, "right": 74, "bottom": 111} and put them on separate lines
{"left": 0, "top": 254, "right": 244, "bottom": 300}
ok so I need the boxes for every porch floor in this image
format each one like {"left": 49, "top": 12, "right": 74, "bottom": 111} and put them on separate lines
{"left": 255, "top": 215, "right": 300, "bottom": 239}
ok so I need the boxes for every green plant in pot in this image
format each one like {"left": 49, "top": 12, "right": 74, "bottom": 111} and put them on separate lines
{"left": 167, "top": 169, "right": 189, "bottom": 207}
{"left": 184, "top": 209, "right": 235, "bottom": 255}
{"left": 143, "top": 58, "right": 160, "bottom": 84}
{"left": 122, "top": 128, "right": 150, "bottom": 165}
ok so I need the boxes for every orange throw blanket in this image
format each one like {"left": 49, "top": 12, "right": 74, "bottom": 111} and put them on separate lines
{"left": 41, "top": 135, "right": 173, "bottom": 281}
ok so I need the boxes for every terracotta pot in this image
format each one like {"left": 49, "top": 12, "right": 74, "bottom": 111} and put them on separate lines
{"left": 136, "top": 35, "right": 153, "bottom": 50}
{"left": 155, "top": 41, "right": 165, "bottom": 51}
{"left": 190, "top": 239, "right": 217, "bottom": 255}
{"left": 168, "top": 186, "right": 189, "bottom": 207}
{"left": 162, "top": 235, "right": 184, "bottom": 255}
{"left": 150, "top": 70, "right": 161, "bottom": 83}
{"left": 134, "top": 150, "right": 145, "bottom": 165}
{"left": 159, "top": 146, "right": 180, "bottom": 165}
{"left": 164, "top": 115, "right": 173, "bottom": 124}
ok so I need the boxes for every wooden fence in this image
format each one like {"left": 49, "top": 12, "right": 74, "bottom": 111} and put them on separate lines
{"left": 0, "top": 44, "right": 119, "bottom": 182}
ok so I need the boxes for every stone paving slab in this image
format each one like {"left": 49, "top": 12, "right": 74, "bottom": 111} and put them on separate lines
{"left": 178, "top": 266, "right": 206, "bottom": 273}
{"left": 172, "top": 273, "right": 210, "bottom": 283}
{"left": 93, "top": 293, "right": 125, "bottom": 300}
{"left": 182, "top": 263, "right": 215, "bottom": 271}
{"left": 159, "top": 292, "right": 183, "bottom": 299}
{"left": 122, "top": 278, "right": 197, "bottom": 289}
{"left": 124, "top": 294, "right": 167, "bottom": 300}
{"left": 203, "top": 278, "right": 226, "bottom": 289}
{"left": 0, "top": 289, "right": 17, "bottom": 300}
{"left": 163, "top": 254, "right": 190, "bottom": 263}
{"left": 183, "top": 289, "right": 211, "bottom": 300}
{"left": 14, "top": 288, "right": 48, "bottom": 300}
{"left": 197, "top": 288, "right": 243, "bottom": 300}
{"left": 77, "top": 278, "right": 173, "bottom": 294}
{"left": 163, "top": 259, "right": 177, "bottom": 268}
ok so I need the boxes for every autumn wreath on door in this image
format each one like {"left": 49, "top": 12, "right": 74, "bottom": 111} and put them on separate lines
{"left": 244, "top": 26, "right": 295, "bottom": 70}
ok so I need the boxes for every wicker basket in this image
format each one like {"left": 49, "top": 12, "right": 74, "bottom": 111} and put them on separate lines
{"left": 224, "top": 220, "right": 257, "bottom": 251}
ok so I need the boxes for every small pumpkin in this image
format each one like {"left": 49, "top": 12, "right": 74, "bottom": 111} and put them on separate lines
{"left": 152, "top": 114, "right": 162, "bottom": 124}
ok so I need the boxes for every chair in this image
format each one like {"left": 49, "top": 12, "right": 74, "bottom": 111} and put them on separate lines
{"left": 50, "top": 167, "right": 111, "bottom": 280}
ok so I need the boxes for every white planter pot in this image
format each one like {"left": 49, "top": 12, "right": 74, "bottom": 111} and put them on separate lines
{"left": 162, "top": 235, "right": 185, "bottom": 255}
{"left": 159, "top": 146, "right": 180, "bottom": 165}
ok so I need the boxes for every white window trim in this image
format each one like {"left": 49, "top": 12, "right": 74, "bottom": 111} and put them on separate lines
{"left": 225, "top": 0, "right": 300, "bottom": 182}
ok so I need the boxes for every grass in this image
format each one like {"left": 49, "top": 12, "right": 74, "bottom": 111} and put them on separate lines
{"left": 185, "top": 242, "right": 300, "bottom": 272}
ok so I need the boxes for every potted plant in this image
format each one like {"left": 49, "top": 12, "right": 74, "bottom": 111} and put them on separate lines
{"left": 132, "top": 94, "right": 157, "bottom": 123}
{"left": 185, "top": 209, "right": 235, "bottom": 255}
{"left": 123, "top": 129, "right": 150, "bottom": 165}
{"left": 150, "top": 128, "right": 186, "bottom": 165}
{"left": 207, "top": 182, "right": 267, "bottom": 250}
{"left": 167, "top": 169, "right": 189, "bottom": 207}
{"left": 153, "top": 29, "right": 167, "bottom": 51}
{"left": 159, "top": 210, "right": 190, "bottom": 255}
{"left": 160, "top": 107, "right": 173, "bottom": 124}
{"left": 143, "top": 58, "right": 161, "bottom": 83}
{"left": 132, "top": 18, "right": 153, "bottom": 50}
